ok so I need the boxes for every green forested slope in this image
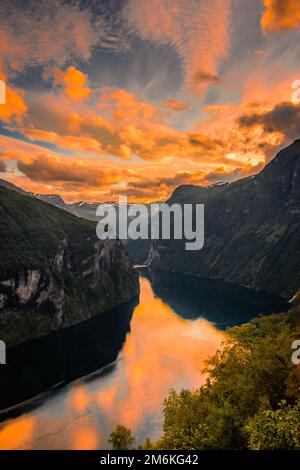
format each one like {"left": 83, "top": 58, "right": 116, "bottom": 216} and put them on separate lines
{"left": 0, "top": 187, "right": 139, "bottom": 346}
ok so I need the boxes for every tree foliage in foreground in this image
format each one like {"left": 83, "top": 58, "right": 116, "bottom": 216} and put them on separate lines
{"left": 109, "top": 306, "right": 300, "bottom": 450}
{"left": 108, "top": 425, "right": 135, "bottom": 450}
{"left": 246, "top": 399, "right": 300, "bottom": 450}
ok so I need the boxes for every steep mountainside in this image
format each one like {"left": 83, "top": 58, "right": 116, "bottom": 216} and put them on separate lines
{"left": 0, "top": 186, "right": 139, "bottom": 347}
{"left": 0, "top": 179, "right": 71, "bottom": 212}
{"left": 31, "top": 193, "right": 67, "bottom": 209}
{"left": 148, "top": 140, "right": 300, "bottom": 299}
{"left": 0, "top": 180, "right": 161, "bottom": 230}
{"left": 0, "top": 178, "right": 28, "bottom": 196}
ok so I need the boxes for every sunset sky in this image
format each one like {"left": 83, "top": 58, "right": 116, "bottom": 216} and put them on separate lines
{"left": 0, "top": 0, "right": 300, "bottom": 202}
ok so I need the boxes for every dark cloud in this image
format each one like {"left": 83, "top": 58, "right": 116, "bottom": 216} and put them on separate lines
{"left": 261, "top": 0, "right": 300, "bottom": 32}
{"left": 239, "top": 102, "right": 300, "bottom": 141}
{"left": 192, "top": 71, "right": 221, "bottom": 84}
{"left": 206, "top": 163, "right": 264, "bottom": 184}
{"left": 129, "top": 171, "right": 204, "bottom": 190}
{"left": 17, "top": 155, "right": 103, "bottom": 185}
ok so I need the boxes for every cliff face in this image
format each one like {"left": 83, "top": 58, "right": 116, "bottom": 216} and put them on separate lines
{"left": 148, "top": 140, "right": 300, "bottom": 299}
{"left": 0, "top": 187, "right": 139, "bottom": 347}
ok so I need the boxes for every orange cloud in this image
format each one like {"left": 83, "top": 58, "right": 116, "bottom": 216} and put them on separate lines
{"left": 15, "top": 153, "right": 128, "bottom": 188}
{"left": 0, "top": 77, "right": 272, "bottom": 203}
{"left": 111, "top": 161, "right": 265, "bottom": 202}
{"left": 0, "top": 127, "right": 265, "bottom": 203}
{"left": 99, "top": 88, "right": 159, "bottom": 123}
{"left": 1, "top": 64, "right": 279, "bottom": 203}
{"left": 3, "top": 1, "right": 289, "bottom": 204}
{"left": 123, "top": 0, "right": 231, "bottom": 96}
{"left": 50, "top": 67, "right": 91, "bottom": 102}
{"left": 22, "top": 87, "right": 225, "bottom": 163}
{"left": 93, "top": 88, "right": 230, "bottom": 162}
{"left": 24, "top": 128, "right": 101, "bottom": 153}
{"left": 0, "top": 134, "right": 135, "bottom": 200}
{"left": 238, "top": 101, "right": 300, "bottom": 157}
{"left": 162, "top": 99, "right": 189, "bottom": 112}
{"left": 0, "top": 85, "right": 27, "bottom": 123}
{"left": 262, "top": 0, "right": 300, "bottom": 32}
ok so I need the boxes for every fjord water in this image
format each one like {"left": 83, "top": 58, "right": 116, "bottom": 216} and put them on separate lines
{"left": 0, "top": 268, "right": 290, "bottom": 449}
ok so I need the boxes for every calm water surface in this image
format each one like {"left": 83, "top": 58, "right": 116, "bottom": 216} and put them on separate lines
{"left": 0, "top": 268, "right": 290, "bottom": 449}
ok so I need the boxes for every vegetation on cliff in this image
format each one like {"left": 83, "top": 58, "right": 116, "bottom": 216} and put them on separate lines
{"left": 0, "top": 186, "right": 139, "bottom": 346}
{"left": 109, "top": 306, "right": 300, "bottom": 450}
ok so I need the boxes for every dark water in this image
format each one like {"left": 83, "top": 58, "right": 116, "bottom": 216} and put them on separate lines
{"left": 0, "top": 269, "right": 290, "bottom": 449}
{"left": 144, "top": 269, "right": 289, "bottom": 327}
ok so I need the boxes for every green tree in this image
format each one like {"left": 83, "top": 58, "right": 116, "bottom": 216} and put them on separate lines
{"left": 108, "top": 425, "right": 135, "bottom": 450}
{"left": 155, "top": 308, "right": 300, "bottom": 449}
{"left": 246, "top": 400, "right": 300, "bottom": 450}
{"left": 111, "top": 307, "right": 300, "bottom": 450}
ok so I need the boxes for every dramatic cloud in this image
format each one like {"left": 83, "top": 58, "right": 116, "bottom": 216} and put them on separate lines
{"left": 0, "top": 86, "right": 27, "bottom": 123}
{"left": 123, "top": 0, "right": 231, "bottom": 95}
{"left": 0, "top": 134, "right": 134, "bottom": 198}
{"left": 23, "top": 86, "right": 226, "bottom": 163}
{"left": 0, "top": 129, "right": 263, "bottom": 202}
{"left": 0, "top": 1, "right": 123, "bottom": 122}
{"left": 239, "top": 102, "right": 300, "bottom": 142}
{"left": 17, "top": 155, "right": 116, "bottom": 187}
{"left": 111, "top": 163, "right": 263, "bottom": 201}
{"left": 2, "top": 0, "right": 298, "bottom": 202}
{"left": 261, "top": 0, "right": 300, "bottom": 32}
{"left": 23, "top": 128, "right": 102, "bottom": 153}
{"left": 205, "top": 163, "right": 264, "bottom": 183}
{"left": 0, "top": 0, "right": 124, "bottom": 76}
{"left": 49, "top": 67, "right": 91, "bottom": 102}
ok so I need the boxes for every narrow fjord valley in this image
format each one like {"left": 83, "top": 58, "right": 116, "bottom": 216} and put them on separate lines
{"left": 0, "top": 141, "right": 299, "bottom": 450}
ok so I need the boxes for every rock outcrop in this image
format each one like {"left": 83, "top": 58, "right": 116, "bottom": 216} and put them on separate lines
{"left": 0, "top": 186, "right": 139, "bottom": 347}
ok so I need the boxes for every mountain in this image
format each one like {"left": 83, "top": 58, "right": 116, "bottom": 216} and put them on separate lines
{"left": 0, "top": 179, "right": 71, "bottom": 212}
{"left": 0, "top": 178, "right": 28, "bottom": 195}
{"left": 0, "top": 180, "right": 161, "bottom": 233}
{"left": 68, "top": 201, "right": 119, "bottom": 221}
{"left": 148, "top": 140, "right": 300, "bottom": 299}
{"left": 30, "top": 193, "right": 68, "bottom": 209}
{"left": 0, "top": 186, "right": 139, "bottom": 347}
{"left": 0, "top": 180, "right": 122, "bottom": 221}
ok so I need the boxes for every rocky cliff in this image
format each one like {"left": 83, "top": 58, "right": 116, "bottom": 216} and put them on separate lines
{"left": 0, "top": 186, "right": 139, "bottom": 347}
{"left": 148, "top": 140, "right": 300, "bottom": 299}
